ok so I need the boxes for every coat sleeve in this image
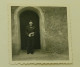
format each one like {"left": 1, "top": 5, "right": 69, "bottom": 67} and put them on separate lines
{"left": 25, "top": 26, "right": 29, "bottom": 36}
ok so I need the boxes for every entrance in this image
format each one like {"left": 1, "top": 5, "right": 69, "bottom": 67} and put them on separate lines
{"left": 19, "top": 10, "right": 41, "bottom": 50}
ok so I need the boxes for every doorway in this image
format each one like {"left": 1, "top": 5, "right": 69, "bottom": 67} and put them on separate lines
{"left": 19, "top": 10, "right": 41, "bottom": 50}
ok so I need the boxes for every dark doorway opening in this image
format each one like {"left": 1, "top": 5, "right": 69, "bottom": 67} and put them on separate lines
{"left": 19, "top": 10, "right": 41, "bottom": 50}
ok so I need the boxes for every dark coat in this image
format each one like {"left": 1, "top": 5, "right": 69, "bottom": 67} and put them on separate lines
{"left": 25, "top": 25, "right": 35, "bottom": 53}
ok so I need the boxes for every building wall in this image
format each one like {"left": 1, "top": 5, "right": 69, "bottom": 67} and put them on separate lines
{"left": 40, "top": 7, "right": 68, "bottom": 54}
{"left": 11, "top": 6, "right": 69, "bottom": 54}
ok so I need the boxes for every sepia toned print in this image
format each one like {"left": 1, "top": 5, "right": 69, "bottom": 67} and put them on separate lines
{"left": 9, "top": 5, "right": 72, "bottom": 64}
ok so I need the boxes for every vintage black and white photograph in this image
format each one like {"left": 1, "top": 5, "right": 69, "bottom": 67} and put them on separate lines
{"left": 10, "top": 6, "right": 71, "bottom": 63}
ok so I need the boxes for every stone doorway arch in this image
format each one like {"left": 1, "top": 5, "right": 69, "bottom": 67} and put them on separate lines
{"left": 13, "top": 6, "right": 46, "bottom": 54}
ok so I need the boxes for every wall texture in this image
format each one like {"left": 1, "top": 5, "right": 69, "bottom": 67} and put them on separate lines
{"left": 11, "top": 6, "right": 69, "bottom": 54}
{"left": 40, "top": 7, "right": 68, "bottom": 54}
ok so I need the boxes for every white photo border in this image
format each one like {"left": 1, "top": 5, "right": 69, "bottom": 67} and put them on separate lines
{"left": 8, "top": 3, "right": 73, "bottom": 64}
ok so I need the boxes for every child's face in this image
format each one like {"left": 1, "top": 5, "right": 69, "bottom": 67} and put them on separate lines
{"left": 29, "top": 22, "right": 33, "bottom": 26}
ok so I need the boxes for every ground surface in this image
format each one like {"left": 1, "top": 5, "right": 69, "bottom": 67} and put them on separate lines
{"left": 12, "top": 50, "right": 69, "bottom": 61}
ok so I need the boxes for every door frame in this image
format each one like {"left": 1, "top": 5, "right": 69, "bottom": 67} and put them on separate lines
{"left": 13, "top": 6, "right": 46, "bottom": 54}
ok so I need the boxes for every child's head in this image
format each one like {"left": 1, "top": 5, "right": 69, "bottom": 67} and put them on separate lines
{"left": 29, "top": 21, "right": 33, "bottom": 26}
